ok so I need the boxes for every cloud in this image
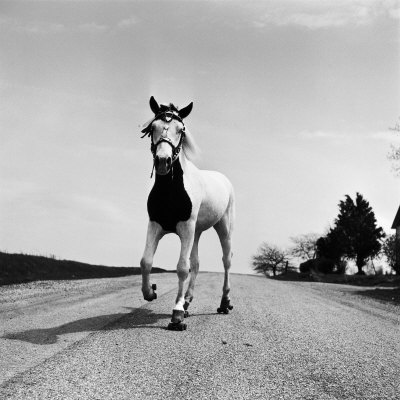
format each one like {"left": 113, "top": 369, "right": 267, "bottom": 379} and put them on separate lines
{"left": 0, "top": 180, "right": 127, "bottom": 225}
{"left": 117, "top": 16, "right": 139, "bottom": 29}
{"left": 298, "top": 130, "right": 348, "bottom": 140}
{"left": 388, "top": 6, "right": 400, "bottom": 19}
{"left": 0, "top": 16, "right": 66, "bottom": 34}
{"left": 0, "top": 16, "right": 108, "bottom": 35}
{"left": 253, "top": 0, "right": 400, "bottom": 30}
{"left": 70, "top": 194, "right": 127, "bottom": 223}
{"left": 370, "top": 130, "right": 400, "bottom": 143}
{"left": 384, "top": 0, "right": 400, "bottom": 19}
{"left": 0, "top": 15, "right": 139, "bottom": 35}
{"left": 78, "top": 22, "right": 109, "bottom": 34}
{"left": 297, "top": 129, "right": 400, "bottom": 145}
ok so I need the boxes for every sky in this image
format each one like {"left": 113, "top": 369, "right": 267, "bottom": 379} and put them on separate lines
{"left": 1, "top": 0, "right": 400, "bottom": 274}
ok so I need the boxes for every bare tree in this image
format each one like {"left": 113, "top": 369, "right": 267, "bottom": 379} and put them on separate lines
{"left": 388, "top": 117, "right": 400, "bottom": 176}
{"left": 289, "top": 233, "right": 320, "bottom": 261}
{"left": 382, "top": 234, "right": 399, "bottom": 274}
{"left": 252, "top": 242, "right": 289, "bottom": 277}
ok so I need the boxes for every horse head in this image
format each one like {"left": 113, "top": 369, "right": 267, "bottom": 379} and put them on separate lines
{"left": 142, "top": 96, "right": 193, "bottom": 176}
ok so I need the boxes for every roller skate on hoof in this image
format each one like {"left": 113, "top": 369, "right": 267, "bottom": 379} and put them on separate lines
{"left": 142, "top": 283, "right": 157, "bottom": 302}
{"left": 167, "top": 310, "right": 187, "bottom": 331}
{"left": 151, "top": 283, "right": 157, "bottom": 299}
{"left": 217, "top": 298, "right": 233, "bottom": 314}
{"left": 167, "top": 321, "right": 187, "bottom": 331}
{"left": 183, "top": 301, "right": 190, "bottom": 318}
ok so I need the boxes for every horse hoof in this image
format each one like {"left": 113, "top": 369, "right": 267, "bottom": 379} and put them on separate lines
{"left": 143, "top": 284, "right": 156, "bottom": 301}
{"left": 142, "top": 288, "right": 157, "bottom": 301}
{"left": 184, "top": 310, "right": 190, "bottom": 318}
{"left": 143, "top": 291, "right": 157, "bottom": 302}
{"left": 171, "top": 309, "right": 185, "bottom": 324}
{"left": 167, "top": 322, "right": 187, "bottom": 331}
{"left": 217, "top": 298, "right": 233, "bottom": 314}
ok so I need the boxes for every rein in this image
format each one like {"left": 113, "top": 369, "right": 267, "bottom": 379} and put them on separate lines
{"left": 141, "top": 110, "right": 186, "bottom": 178}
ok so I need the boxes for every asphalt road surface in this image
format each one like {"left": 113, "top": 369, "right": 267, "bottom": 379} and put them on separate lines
{"left": 0, "top": 273, "right": 399, "bottom": 399}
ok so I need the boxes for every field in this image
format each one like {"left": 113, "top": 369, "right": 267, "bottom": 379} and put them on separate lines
{"left": 0, "top": 252, "right": 169, "bottom": 286}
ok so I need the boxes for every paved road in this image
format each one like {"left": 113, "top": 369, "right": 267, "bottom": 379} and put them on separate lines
{"left": 0, "top": 273, "right": 399, "bottom": 399}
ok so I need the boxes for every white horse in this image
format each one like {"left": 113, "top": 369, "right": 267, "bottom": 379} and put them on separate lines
{"left": 139, "top": 96, "right": 235, "bottom": 331}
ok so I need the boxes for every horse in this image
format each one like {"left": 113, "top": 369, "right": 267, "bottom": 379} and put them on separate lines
{"left": 139, "top": 96, "right": 235, "bottom": 331}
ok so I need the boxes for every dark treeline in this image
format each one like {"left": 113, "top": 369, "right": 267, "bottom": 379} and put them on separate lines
{"left": 253, "top": 193, "right": 398, "bottom": 278}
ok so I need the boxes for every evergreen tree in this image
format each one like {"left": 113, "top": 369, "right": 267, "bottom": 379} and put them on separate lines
{"left": 316, "top": 228, "right": 345, "bottom": 267}
{"left": 335, "top": 193, "right": 385, "bottom": 274}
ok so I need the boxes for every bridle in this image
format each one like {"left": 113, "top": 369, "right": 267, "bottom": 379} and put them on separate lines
{"left": 141, "top": 109, "right": 186, "bottom": 177}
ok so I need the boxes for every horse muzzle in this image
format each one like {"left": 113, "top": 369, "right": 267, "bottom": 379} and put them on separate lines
{"left": 154, "top": 155, "right": 172, "bottom": 175}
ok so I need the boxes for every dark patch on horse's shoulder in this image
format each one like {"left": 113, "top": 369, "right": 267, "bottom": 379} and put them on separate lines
{"left": 147, "top": 160, "right": 192, "bottom": 232}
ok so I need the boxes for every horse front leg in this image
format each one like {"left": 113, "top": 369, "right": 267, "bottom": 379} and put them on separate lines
{"left": 167, "top": 221, "right": 195, "bottom": 331}
{"left": 183, "top": 231, "right": 201, "bottom": 317}
{"left": 140, "top": 221, "right": 163, "bottom": 301}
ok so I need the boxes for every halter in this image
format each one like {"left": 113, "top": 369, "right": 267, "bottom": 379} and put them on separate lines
{"left": 141, "top": 109, "right": 186, "bottom": 177}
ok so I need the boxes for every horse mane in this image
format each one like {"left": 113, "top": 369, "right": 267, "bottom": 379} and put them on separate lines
{"left": 160, "top": 103, "right": 179, "bottom": 112}
{"left": 163, "top": 102, "right": 200, "bottom": 161}
{"left": 182, "top": 127, "right": 201, "bottom": 161}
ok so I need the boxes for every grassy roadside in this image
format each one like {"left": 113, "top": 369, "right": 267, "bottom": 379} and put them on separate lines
{"left": 272, "top": 271, "right": 400, "bottom": 305}
{"left": 273, "top": 270, "right": 400, "bottom": 287}
{"left": 0, "top": 252, "right": 169, "bottom": 286}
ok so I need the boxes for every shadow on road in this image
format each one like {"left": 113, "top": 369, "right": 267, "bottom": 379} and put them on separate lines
{"left": 350, "top": 287, "right": 400, "bottom": 305}
{"left": 2, "top": 307, "right": 171, "bottom": 345}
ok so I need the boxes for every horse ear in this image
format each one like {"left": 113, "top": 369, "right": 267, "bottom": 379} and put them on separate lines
{"left": 178, "top": 102, "right": 193, "bottom": 119}
{"left": 149, "top": 96, "right": 160, "bottom": 115}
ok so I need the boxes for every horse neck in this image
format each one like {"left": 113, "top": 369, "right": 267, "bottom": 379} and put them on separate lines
{"left": 154, "top": 157, "right": 185, "bottom": 187}
{"left": 178, "top": 152, "right": 189, "bottom": 172}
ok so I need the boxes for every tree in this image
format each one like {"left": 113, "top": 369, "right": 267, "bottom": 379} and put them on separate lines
{"left": 299, "top": 257, "right": 335, "bottom": 274}
{"left": 388, "top": 117, "right": 400, "bottom": 176}
{"left": 252, "top": 242, "right": 289, "bottom": 277}
{"left": 334, "top": 193, "right": 385, "bottom": 275}
{"left": 289, "top": 233, "right": 319, "bottom": 261}
{"left": 316, "top": 227, "right": 347, "bottom": 273}
{"left": 382, "top": 234, "right": 399, "bottom": 274}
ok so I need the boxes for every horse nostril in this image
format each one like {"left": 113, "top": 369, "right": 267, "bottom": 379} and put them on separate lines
{"left": 166, "top": 157, "right": 172, "bottom": 170}
{"left": 154, "top": 156, "right": 160, "bottom": 169}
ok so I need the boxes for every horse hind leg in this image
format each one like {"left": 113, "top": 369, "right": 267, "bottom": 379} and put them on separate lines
{"left": 214, "top": 209, "right": 234, "bottom": 314}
